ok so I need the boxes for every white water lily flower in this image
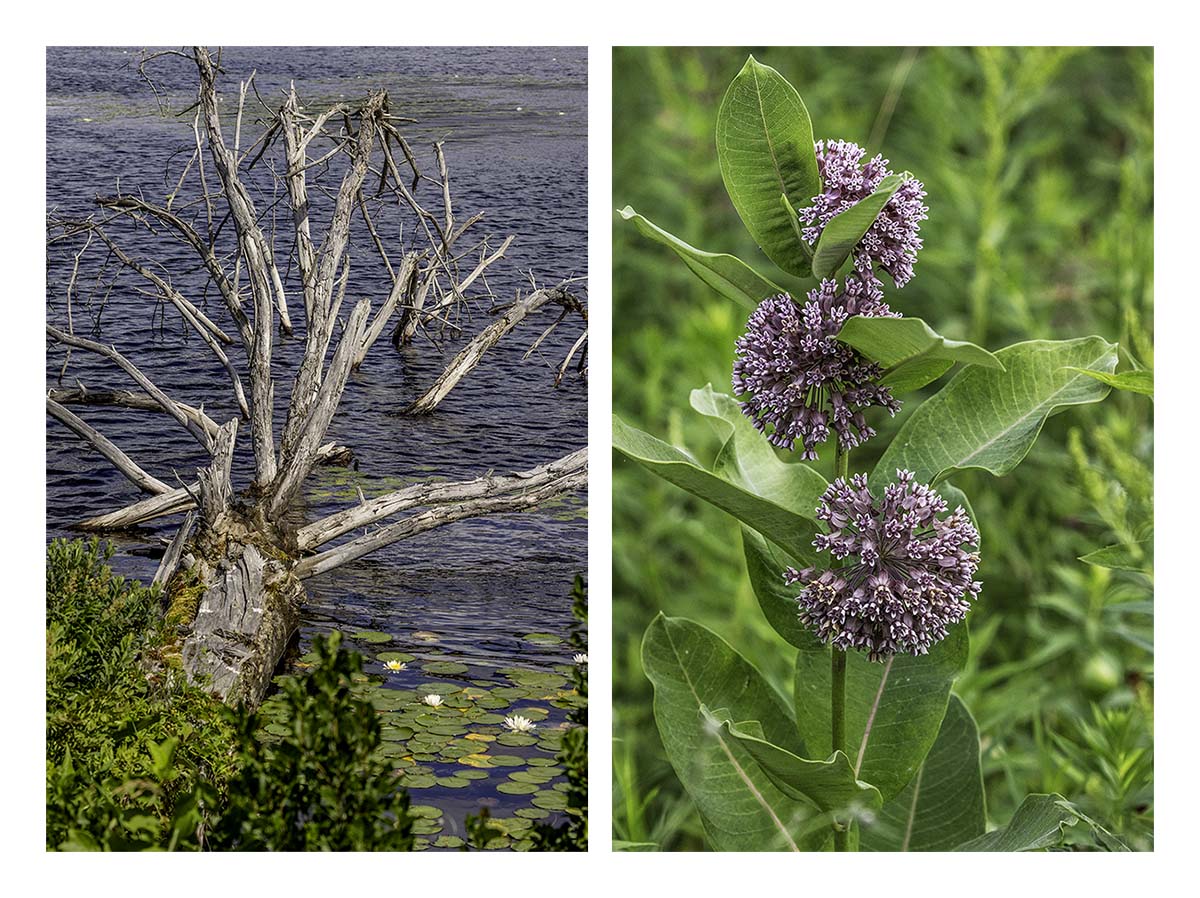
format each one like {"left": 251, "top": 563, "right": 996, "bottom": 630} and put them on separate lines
{"left": 503, "top": 714, "right": 537, "bottom": 733}
{"left": 573, "top": 653, "right": 588, "bottom": 665}
{"left": 384, "top": 659, "right": 407, "bottom": 671}
{"left": 422, "top": 694, "right": 444, "bottom": 707}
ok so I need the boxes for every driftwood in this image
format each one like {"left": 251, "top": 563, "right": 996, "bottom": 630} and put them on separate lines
{"left": 46, "top": 47, "right": 587, "bottom": 708}
{"left": 405, "top": 285, "right": 585, "bottom": 414}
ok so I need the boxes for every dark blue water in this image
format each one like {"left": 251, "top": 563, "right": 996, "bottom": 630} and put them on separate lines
{"left": 46, "top": 47, "right": 587, "bottom": 838}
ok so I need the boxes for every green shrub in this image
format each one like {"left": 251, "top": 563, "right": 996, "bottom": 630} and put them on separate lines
{"left": 210, "top": 632, "right": 415, "bottom": 851}
{"left": 45, "top": 539, "right": 236, "bottom": 850}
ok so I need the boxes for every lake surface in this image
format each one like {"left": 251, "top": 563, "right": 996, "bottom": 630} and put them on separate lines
{"left": 45, "top": 46, "right": 587, "bottom": 847}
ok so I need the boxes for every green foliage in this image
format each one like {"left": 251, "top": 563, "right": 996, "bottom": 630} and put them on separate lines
{"left": 613, "top": 412, "right": 821, "bottom": 562}
{"left": 618, "top": 206, "right": 780, "bottom": 308}
{"left": 45, "top": 539, "right": 237, "bottom": 851}
{"left": 46, "top": 541, "right": 417, "bottom": 852}
{"left": 811, "top": 173, "right": 906, "bottom": 278}
{"left": 614, "top": 46, "right": 1152, "bottom": 852}
{"left": 210, "top": 631, "right": 415, "bottom": 851}
{"left": 716, "top": 56, "right": 819, "bottom": 277}
{"left": 870, "top": 337, "right": 1118, "bottom": 490}
{"left": 642, "top": 614, "right": 826, "bottom": 851}
{"left": 529, "top": 575, "right": 588, "bottom": 850}
{"left": 791, "top": 628, "right": 969, "bottom": 804}
{"left": 860, "top": 695, "right": 985, "bottom": 851}
{"left": 837, "top": 315, "right": 1002, "bottom": 394}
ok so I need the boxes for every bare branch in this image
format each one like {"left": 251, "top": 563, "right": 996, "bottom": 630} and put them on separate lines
{"left": 295, "top": 451, "right": 587, "bottom": 579}
{"left": 47, "top": 398, "right": 170, "bottom": 495}
{"left": 355, "top": 251, "right": 419, "bottom": 368}
{"left": 405, "top": 286, "right": 585, "bottom": 414}
{"left": 153, "top": 510, "right": 196, "bottom": 587}
{"left": 297, "top": 447, "right": 587, "bottom": 551}
{"left": 269, "top": 299, "right": 372, "bottom": 519}
{"left": 76, "top": 442, "right": 353, "bottom": 531}
{"left": 48, "top": 386, "right": 219, "bottom": 440}
{"left": 195, "top": 46, "right": 279, "bottom": 483}
{"left": 198, "top": 419, "right": 238, "bottom": 522}
{"left": 47, "top": 325, "right": 213, "bottom": 451}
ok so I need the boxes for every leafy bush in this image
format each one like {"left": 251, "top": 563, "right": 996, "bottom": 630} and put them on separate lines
{"left": 211, "top": 631, "right": 415, "bottom": 851}
{"left": 45, "top": 539, "right": 236, "bottom": 850}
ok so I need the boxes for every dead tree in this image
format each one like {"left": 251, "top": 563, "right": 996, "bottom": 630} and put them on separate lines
{"left": 46, "top": 47, "right": 587, "bottom": 708}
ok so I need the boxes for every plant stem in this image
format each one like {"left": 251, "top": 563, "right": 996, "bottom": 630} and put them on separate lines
{"left": 831, "top": 646, "right": 848, "bottom": 852}
{"left": 833, "top": 435, "right": 850, "bottom": 851}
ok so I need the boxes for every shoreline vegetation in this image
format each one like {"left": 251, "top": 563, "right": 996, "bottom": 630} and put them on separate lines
{"left": 46, "top": 538, "right": 587, "bottom": 851}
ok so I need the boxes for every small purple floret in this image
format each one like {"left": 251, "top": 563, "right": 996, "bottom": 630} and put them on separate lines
{"left": 732, "top": 276, "right": 901, "bottom": 460}
{"left": 798, "top": 139, "right": 929, "bottom": 288}
{"left": 786, "top": 470, "right": 982, "bottom": 661}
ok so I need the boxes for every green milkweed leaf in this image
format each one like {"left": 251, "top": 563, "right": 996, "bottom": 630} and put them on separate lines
{"left": 811, "top": 173, "right": 908, "bottom": 279}
{"left": 716, "top": 56, "right": 820, "bottom": 278}
{"left": 715, "top": 715, "right": 882, "bottom": 814}
{"left": 871, "top": 337, "right": 1118, "bottom": 491}
{"left": 793, "top": 626, "right": 969, "bottom": 803}
{"left": 618, "top": 206, "right": 783, "bottom": 309}
{"left": 642, "top": 614, "right": 824, "bottom": 852}
{"left": 1062, "top": 367, "right": 1153, "bottom": 398}
{"left": 837, "top": 315, "right": 1003, "bottom": 394}
{"left": 860, "top": 694, "right": 985, "bottom": 851}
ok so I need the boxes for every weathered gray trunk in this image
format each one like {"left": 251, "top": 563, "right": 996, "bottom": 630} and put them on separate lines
{"left": 176, "top": 535, "right": 303, "bottom": 708}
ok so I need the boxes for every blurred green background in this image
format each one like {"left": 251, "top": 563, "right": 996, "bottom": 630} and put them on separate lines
{"left": 612, "top": 47, "right": 1153, "bottom": 851}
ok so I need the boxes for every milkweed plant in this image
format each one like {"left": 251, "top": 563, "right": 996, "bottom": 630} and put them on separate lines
{"left": 614, "top": 57, "right": 1151, "bottom": 852}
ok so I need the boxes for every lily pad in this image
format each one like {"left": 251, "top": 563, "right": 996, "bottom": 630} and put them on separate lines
{"left": 514, "top": 807, "right": 551, "bottom": 820}
{"left": 497, "top": 782, "right": 540, "bottom": 795}
{"left": 488, "top": 754, "right": 527, "bottom": 767}
{"left": 422, "top": 661, "right": 469, "bottom": 675}
{"left": 434, "top": 836, "right": 465, "bottom": 849}
{"left": 523, "top": 633, "right": 563, "bottom": 645}
{"left": 496, "top": 733, "right": 539, "bottom": 747}
{"left": 458, "top": 754, "right": 495, "bottom": 769}
{"left": 435, "top": 776, "right": 472, "bottom": 788}
{"left": 352, "top": 630, "right": 394, "bottom": 644}
{"left": 381, "top": 725, "right": 415, "bottom": 742}
{"left": 509, "top": 770, "right": 555, "bottom": 784}
{"left": 409, "top": 805, "right": 443, "bottom": 819}
{"left": 401, "top": 773, "right": 438, "bottom": 789}
{"left": 531, "top": 790, "right": 568, "bottom": 810}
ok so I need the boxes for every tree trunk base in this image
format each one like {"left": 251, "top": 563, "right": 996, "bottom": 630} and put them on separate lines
{"left": 173, "top": 530, "right": 305, "bottom": 708}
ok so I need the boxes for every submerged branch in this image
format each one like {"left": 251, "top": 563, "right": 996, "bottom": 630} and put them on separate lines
{"left": 295, "top": 450, "right": 587, "bottom": 579}
{"left": 297, "top": 447, "right": 588, "bottom": 551}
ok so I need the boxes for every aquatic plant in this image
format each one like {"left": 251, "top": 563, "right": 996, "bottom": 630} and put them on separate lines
{"left": 616, "top": 55, "right": 1149, "bottom": 851}
{"left": 503, "top": 715, "right": 538, "bottom": 733}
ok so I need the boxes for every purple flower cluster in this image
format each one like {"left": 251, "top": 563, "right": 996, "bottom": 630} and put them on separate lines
{"left": 732, "top": 276, "right": 901, "bottom": 460}
{"left": 786, "top": 470, "right": 982, "bottom": 661}
{"left": 798, "top": 139, "right": 929, "bottom": 288}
